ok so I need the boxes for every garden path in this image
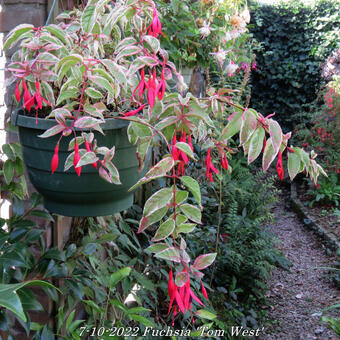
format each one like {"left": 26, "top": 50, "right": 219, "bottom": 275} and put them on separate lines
{"left": 259, "top": 192, "right": 338, "bottom": 340}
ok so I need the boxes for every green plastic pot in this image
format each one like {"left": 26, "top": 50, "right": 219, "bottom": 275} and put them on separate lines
{"left": 12, "top": 109, "right": 148, "bottom": 217}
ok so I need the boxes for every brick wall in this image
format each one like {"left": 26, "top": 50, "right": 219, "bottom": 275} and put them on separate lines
{"left": 1, "top": 1, "right": 48, "bottom": 220}
{"left": 0, "top": 2, "right": 51, "bottom": 339}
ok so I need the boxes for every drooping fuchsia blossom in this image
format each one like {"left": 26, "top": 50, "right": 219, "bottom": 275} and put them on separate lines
{"left": 51, "top": 143, "right": 59, "bottom": 174}
{"left": 168, "top": 267, "right": 208, "bottom": 325}
{"left": 156, "top": 68, "right": 166, "bottom": 101}
{"left": 276, "top": 150, "right": 284, "bottom": 181}
{"left": 171, "top": 134, "right": 179, "bottom": 161}
{"left": 22, "top": 80, "right": 33, "bottom": 112}
{"left": 85, "top": 140, "right": 97, "bottom": 169}
{"left": 15, "top": 83, "right": 21, "bottom": 102}
{"left": 251, "top": 61, "right": 257, "bottom": 71}
{"left": 124, "top": 104, "right": 145, "bottom": 117}
{"left": 73, "top": 141, "right": 81, "bottom": 176}
{"left": 132, "top": 69, "right": 146, "bottom": 100}
{"left": 21, "top": 81, "right": 52, "bottom": 121}
{"left": 188, "top": 135, "right": 193, "bottom": 152}
{"left": 139, "top": 69, "right": 146, "bottom": 99}
{"left": 171, "top": 131, "right": 191, "bottom": 176}
{"left": 147, "top": 69, "right": 157, "bottom": 109}
{"left": 179, "top": 131, "right": 189, "bottom": 164}
{"left": 240, "top": 62, "right": 249, "bottom": 72}
{"left": 148, "top": 8, "right": 163, "bottom": 37}
{"left": 204, "top": 148, "right": 219, "bottom": 182}
{"left": 201, "top": 282, "right": 208, "bottom": 299}
{"left": 221, "top": 152, "right": 229, "bottom": 170}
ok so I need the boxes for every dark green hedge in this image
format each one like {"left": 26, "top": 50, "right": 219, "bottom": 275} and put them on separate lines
{"left": 249, "top": 0, "right": 340, "bottom": 129}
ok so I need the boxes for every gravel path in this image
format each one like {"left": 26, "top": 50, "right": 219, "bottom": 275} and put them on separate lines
{"left": 259, "top": 194, "right": 339, "bottom": 340}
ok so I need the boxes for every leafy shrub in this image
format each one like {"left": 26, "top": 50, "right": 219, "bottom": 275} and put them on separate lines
{"left": 306, "top": 173, "right": 340, "bottom": 207}
{"left": 186, "top": 155, "right": 289, "bottom": 332}
{"left": 157, "top": 0, "right": 250, "bottom": 68}
{"left": 0, "top": 197, "right": 159, "bottom": 339}
{"left": 250, "top": 0, "right": 340, "bottom": 129}
{"left": 294, "top": 75, "right": 340, "bottom": 206}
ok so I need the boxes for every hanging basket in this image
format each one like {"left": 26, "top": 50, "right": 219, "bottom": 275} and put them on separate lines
{"left": 12, "top": 109, "right": 149, "bottom": 217}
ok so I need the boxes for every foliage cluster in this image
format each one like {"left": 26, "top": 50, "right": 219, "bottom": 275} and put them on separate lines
{"left": 156, "top": 0, "right": 251, "bottom": 69}
{"left": 250, "top": 0, "right": 340, "bottom": 129}
{"left": 185, "top": 155, "right": 290, "bottom": 334}
{"left": 1, "top": 0, "right": 328, "bottom": 336}
{"left": 294, "top": 75, "right": 340, "bottom": 206}
{"left": 0, "top": 198, "right": 162, "bottom": 339}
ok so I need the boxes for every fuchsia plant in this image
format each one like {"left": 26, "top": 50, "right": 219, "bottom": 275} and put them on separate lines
{"left": 5, "top": 0, "right": 327, "bottom": 322}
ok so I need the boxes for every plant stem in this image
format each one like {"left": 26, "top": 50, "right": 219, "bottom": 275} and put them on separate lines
{"left": 210, "top": 168, "right": 223, "bottom": 287}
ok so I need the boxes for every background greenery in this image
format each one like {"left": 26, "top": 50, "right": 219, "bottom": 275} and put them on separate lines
{"left": 249, "top": 0, "right": 340, "bottom": 129}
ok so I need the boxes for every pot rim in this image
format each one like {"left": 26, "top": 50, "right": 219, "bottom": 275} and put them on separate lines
{"left": 12, "top": 108, "right": 129, "bottom": 131}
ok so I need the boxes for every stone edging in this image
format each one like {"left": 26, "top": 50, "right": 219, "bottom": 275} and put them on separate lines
{"left": 290, "top": 182, "right": 340, "bottom": 253}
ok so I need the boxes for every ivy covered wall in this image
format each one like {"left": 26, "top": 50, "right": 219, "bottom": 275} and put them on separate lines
{"left": 249, "top": 0, "right": 340, "bottom": 130}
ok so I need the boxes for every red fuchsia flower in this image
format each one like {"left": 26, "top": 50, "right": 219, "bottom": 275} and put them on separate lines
{"left": 124, "top": 104, "right": 146, "bottom": 117}
{"left": 73, "top": 141, "right": 81, "bottom": 176}
{"left": 146, "top": 69, "right": 157, "bottom": 109}
{"left": 251, "top": 61, "right": 257, "bottom": 71}
{"left": 22, "top": 81, "right": 52, "bottom": 120}
{"left": 221, "top": 152, "right": 229, "bottom": 170}
{"left": 15, "top": 83, "right": 21, "bottom": 102}
{"left": 132, "top": 69, "right": 146, "bottom": 100}
{"left": 179, "top": 131, "right": 189, "bottom": 164}
{"left": 172, "top": 131, "right": 191, "bottom": 176}
{"left": 188, "top": 135, "right": 193, "bottom": 152}
{"left": 22, "top": 80, "right": 33, "bottom": 112}
{"left": 240, "top": 62, "right": 249, "bottom": 72}
{"left": 139, "top": 68, "right": 146, "bottom": 99}
{"left": 156, "top": 69, "right": 166, "bottom": 101}
{"left": 51, "top": 143, "right": 59, "bottom": 174}
{"left": 168, "top": 268, "right": 206, "bottom": 325}
{"left": 85, "top": 140, "right": 97, "bottom": 169}
{"left": 276, "top": 151, "right": 284, "bottom": 181}
{"left": 204, "top": 148, "right": 219, "bottom": 182}
{"left": 168, "top": 269, "right": 178, "bottom": 315}
{"left": 148, "top": 8, "right": 163, "bottom": 37}
{"left": 171, "top": 134, "right": 179, "bottom": 161}
{"left": 201, "top": 282, "right": 208, "bottom": 299}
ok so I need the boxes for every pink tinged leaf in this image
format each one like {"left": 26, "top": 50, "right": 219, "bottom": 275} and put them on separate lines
{"left": 268, "top": 119, "right": 283, "bottom": 154}
{"left": 74, "top": 116, "right": 104, "bottom": 129}
{"left": 262, "top": 137, "right": 278, "bottom": 172}
{"left": 193, "top": 253, "right": 217, "bottom": 270}
{"left": 99, "top": 166, "right": 113, "bottom": 183}
{"left": 175, "top": 271, "right": 189, "bottom": 287}
{"left": 38, "top": 124, "right": 65, "bottom": 138}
